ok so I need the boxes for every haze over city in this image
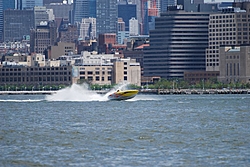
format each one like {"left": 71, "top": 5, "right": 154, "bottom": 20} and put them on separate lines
{"left": 0, "top": 0, "right": 250, "bottom": 90}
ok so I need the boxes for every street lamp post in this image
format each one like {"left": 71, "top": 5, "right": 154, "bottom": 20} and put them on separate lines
{"left": 176, "top": 79, "right": 178, "bottom": 90}
{"left": 172, "top": 81, "right": 174, "bottom": 91}
{"left": 202, "top": 79, "right": 205, "bottom": 91}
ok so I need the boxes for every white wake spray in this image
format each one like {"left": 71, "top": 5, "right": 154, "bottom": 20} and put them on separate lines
{"left": 45, "top": 83, "right": 159, "bottom": 102}
{"left": 45, "top": 83, "right": 130, "bottom": 102}
{"left": 45, "top": 84, "right": 104, "bottom": 101}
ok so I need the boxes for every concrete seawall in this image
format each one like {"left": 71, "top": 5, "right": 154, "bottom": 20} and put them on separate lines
{"left": 0, "top": 91, "right": 58, "bottom": 95}
{"left": 0, "top": 90, "right": 108, "bottom": 95}
{"left": 156, "top": 89, "right": 250, "bottom": 95}
{"left": 140, "top": 89, "right": 250, "bottom": 95}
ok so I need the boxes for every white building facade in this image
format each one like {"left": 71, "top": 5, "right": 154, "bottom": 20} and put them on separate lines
{"left": 129, "top": 17, "right": 139, "bottom": 36}
{"left": 79, "top": 17, "right": 96, "bottom": 40}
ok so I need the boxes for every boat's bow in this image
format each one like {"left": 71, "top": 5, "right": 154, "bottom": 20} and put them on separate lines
{"left": 108, "top": 90, "right": 139, "bottom": 100}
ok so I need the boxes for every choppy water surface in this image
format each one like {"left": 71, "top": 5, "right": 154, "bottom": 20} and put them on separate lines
{"left": 0, "top": 86, "right": 249, "bottom": 166}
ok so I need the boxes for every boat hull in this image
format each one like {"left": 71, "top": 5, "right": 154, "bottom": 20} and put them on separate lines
{"left": 108, "top": 90, "right": 139, "bottom": 101}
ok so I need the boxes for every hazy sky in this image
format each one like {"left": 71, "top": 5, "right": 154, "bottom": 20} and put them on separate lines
{"left": 204, "top": 0, "right": 234, "bottom": 2}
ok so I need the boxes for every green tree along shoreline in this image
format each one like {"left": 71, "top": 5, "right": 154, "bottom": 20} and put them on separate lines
{"left": 143, "top": 78, "right": 250, "bottom": 90}
{"left": 0, "top": 84, "right": 67, "bottom": 91}
{"left": 1, "top": 78, "right": 249, "bottom": 91}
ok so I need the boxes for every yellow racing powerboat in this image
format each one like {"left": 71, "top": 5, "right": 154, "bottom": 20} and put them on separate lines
{"left": 108, "top": 90, "right": 139, "bottom": 101}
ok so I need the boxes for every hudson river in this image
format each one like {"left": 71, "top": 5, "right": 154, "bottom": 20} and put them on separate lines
{"left": 0, "top": 86, "right": 249, "bottom": 166}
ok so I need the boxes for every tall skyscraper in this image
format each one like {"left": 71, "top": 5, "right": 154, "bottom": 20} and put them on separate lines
{"left": 0, "top": 0, "right": 15, "bottom": 42}
{"left": 161, "top": 0, "right": 176, "bottom": 13}
{"left": 22, "top": 0, "right": 43, "bottom": 9}
{"left": 89, "top": 0, "right": 96, "bottom": 18}
{"left": 143, "top": 10, "right": 210, "bottom": 79}
{"left": 4, "top": 9, "right": 35, "bottom": 42}
{"left": 45, "top": 3, "right": 73, "bottom": 19}
{"left": 3, "top": 0, "right": 15, "bottom": 10}
{"left": 73, "top": 0, "right": 89, "bottom": 23}
{"left": 0, "top": 0, "right": 3, "bottom": 41}
{"left": 30, "top": 21, "right": 57, "bottom": 54}
{"left": 96, "top": 0, "right": 117, "bottom": 35}
{"left": 43, "top": 0, "right": 63, "bottom": 5}
{"left": 118, "top": 3, "right": 136, "bottom": 31}
{"left": 73, "top": 0, "right": 96, "bottom": 23}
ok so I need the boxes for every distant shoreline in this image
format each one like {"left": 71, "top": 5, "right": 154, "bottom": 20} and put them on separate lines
{"left": 0, "top": 89, "right": 250, "bottom": 95}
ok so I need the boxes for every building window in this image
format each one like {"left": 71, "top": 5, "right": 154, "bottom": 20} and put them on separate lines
{"left": 88, "top": 76, "right": 93, "bottom": 81}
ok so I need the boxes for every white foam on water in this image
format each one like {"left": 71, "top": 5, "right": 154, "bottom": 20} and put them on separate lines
{"left": 45, "top": 84, "right": 107, "bottom": 101}
{"left": 44, "top": 83, "right": 160, "bottom": 102}
{"left": 0, "top": 99, "right": 42, "bottom": 102}
{"left": 127, "top": 94, "right": 161, "bottom": 101}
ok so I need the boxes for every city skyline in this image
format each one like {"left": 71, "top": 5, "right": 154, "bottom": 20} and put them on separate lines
{"left": 204, "top": 0, "right": 233, "bottom": 2}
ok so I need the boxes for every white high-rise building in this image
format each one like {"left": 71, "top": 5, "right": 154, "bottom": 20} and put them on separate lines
{"left": 129, "top": 17, "right": 139, "bottom": 36}
{"left": 46, "top": 9, "right": 55, "bottom": 21}
{"left": 79, "top": 17, "right": 96, "bottom": 40}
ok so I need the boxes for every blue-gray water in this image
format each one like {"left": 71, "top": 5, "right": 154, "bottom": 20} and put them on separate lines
{"left": 0, "top": 91, "right": 250, "bottom": 166}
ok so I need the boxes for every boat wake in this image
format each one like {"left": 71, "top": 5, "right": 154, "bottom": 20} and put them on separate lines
{"left": 45, "top": 83, "right": 128, "bottom": 101}
{"left": 44, "top": 83, "right": 160, "bottom": 102}
{"left": 0, "top": 99, "right": 43, "bottom": 102}
{"left": 45, "top": 84, "right": 105, "bottom": 101}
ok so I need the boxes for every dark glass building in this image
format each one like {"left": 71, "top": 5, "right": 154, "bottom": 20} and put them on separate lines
{"left": 43, "top": 0, "right": 63, "bottom": 5}
{"left": 89, "top": 0, "right": 96, "bottom": 18}
{"left": 118, "top": 3, "right": 136, "bottom": 31}
{"left": 3, "top": 0, "right": 15, "bottom": 10}
{"left": 143, "top": 10, "right": 210, "bottom": 79}
{"left": 96, "top": 0, "right": 117, "bottom": 35}
{"left": 161, "top": 0, "right": 176, "bottom": 13}
{"left": 73, "top": 0, "right": 89, "bottom": 23}
{"left": 72, "top": 0, "right": 96, "bottom": 23}
{"left": 3, "top": 9, "right": 35, "bottom": 42}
